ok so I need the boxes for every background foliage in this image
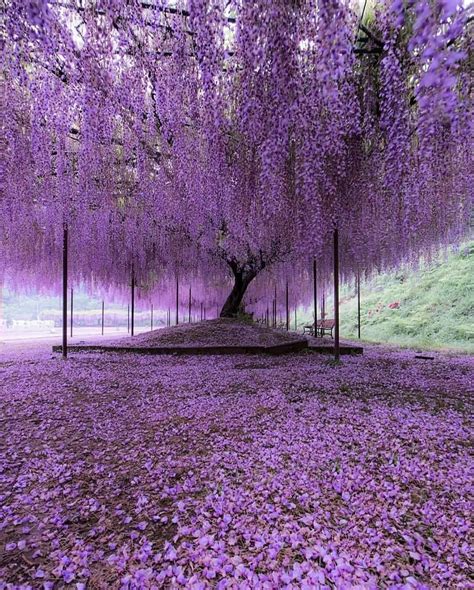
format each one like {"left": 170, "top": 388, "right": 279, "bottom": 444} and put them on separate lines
{"left": 339, "top": 242, "right": 474, "bottom": 351}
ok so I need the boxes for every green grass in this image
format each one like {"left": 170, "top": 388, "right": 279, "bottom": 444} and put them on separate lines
{"left": 339, "top": 243, "right": 474, "bottom": 353}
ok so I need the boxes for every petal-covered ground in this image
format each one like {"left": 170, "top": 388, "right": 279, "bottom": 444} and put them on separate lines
{"left": 0, "top": 342, "right": 472, "bottom": 589}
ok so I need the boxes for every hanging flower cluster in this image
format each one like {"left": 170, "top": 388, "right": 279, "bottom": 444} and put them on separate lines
{"left": 1, "top": 0, "right": 472, "bottom": 311}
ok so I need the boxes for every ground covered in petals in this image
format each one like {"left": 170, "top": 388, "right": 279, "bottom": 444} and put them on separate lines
{"left": 0, "top": 343, "right": 472, "bottom": 589}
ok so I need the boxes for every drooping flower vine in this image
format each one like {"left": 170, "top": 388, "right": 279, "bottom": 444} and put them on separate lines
{"left": 1, "top": 0, "right": 472, "bottom": 314}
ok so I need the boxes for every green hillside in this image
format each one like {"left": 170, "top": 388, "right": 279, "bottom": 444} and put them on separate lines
{"left": 339, "top": 243, "right": 474, "bottom": 352}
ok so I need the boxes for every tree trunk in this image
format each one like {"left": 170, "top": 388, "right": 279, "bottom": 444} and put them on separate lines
{"left": 220, "top": 269, "right": 255, "bottom": 318}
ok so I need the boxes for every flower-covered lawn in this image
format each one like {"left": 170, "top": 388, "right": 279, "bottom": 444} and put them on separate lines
{"left": 0, "top": 345, "right": 472, "bottom": 589}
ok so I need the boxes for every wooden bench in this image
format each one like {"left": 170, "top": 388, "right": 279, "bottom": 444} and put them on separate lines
{"left": 303, "top": 323, "right": 315, "bottom": 336}
{"left": 318, "top": 319, "right": 335, "bottom": 338}
{"left": 303, "top": 319, "right": 335, "bottom": 338}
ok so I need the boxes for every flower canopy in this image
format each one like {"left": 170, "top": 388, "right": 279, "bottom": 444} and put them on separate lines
{"left": 1, "top": 0, "right": 472, "bottom": 311}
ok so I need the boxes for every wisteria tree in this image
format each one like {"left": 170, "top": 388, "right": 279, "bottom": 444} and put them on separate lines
{"left": 1, "top": 0, "right": 472, "bottom": 316}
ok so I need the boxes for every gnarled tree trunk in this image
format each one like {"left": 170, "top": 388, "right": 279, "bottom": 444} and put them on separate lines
{"left": 218, "top": 244, "right": 283, "bottom": 318}
{"left": 220, "top": 268, "right": 256, "bottom": 318}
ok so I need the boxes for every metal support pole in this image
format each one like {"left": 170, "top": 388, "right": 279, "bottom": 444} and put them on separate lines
{"left": 285, "top": 281, "right": 289, "bottom": 331}
{"left": 131, "top": 266, "right": 135, "bottom": 337}
{"left": 274, "top": 285, "right": 277, "bottom": 327}
{"left": 151, "top": 304, "right": 154, "bottom": 331}
{"left": 333, "top": 228, "right": 340, "bottom": 361}
{"left": 357, "top": 271, "right": 361, "bottom": 339}
{"left": 295, "top": 308, "right": 297, "bottom": 331}
{"left": 101, "top": 300, "right": 105, "bottom": 335}
{"left": 62, "top": 224, "right": 68, "bottom": 358}
{"left": 70, "top": 288, "right": 73, "bottom": 338}
{"left": 175, "top": 275, "right": 179, "bottom": 325}
{"left": 313, "top": 257, "right": 317, "bottom": 337}
{"left": 188, "top": 287, "right": 191, "bottom": 323}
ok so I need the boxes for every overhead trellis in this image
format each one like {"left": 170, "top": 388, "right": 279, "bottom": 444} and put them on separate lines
{"left": 1, "top": 0, "right": 472, "bottom": 320}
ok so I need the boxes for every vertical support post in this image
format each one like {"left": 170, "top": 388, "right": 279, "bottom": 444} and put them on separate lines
{"left": 357, "top": 270, "right": 361, "bottom": 339}
{"left": 167, "top": 308, "right": 170, "bottom": 327}
{"left": 274, "top": 285, "right": 277, "bottom": 327}
{"left": 127, "top": 304, "right": 130, "bottom": 333}
{"left": 70, "top": 288, "right": 73, "bottom": 339}
{"left": 101, "top": 300, "right": 104, "bottom": 335}
{"left": 188, "top": 287, "right": 191, "bottom": 323}
{"left": 200, "top": 302, "right": 203, "bottom": 321}
{"left": 313, "top": 257, "right": 318, "bottom": 337}
{"left": 131, "top": 266, "right": 135, "bottom": 337}
{"left": 175, "top": 274, "right": 179, "bottom": 325}
{"left": 151, "top": 303, "right": 154, "bottom": 331}
{"left": 62, "top": 224, "right": 68, "bottom": 358}
{"left": 333, "top": 228, "right": 340, "bottom": 361}
{"left": 266, "top": 305, "right": 269, "bottom": 326}
{"left": 285, "top": 281, "right": 289, "bottom": 331}
{"left": 294, "top": 308, "right": 297, "bottom": 331}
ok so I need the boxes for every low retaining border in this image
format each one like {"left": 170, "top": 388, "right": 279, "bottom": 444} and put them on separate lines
{"left": 309, "top": 344, "right": 363, "bottom": 355}
{"left": 52, "top": 340, "right": 364, "bottom": 355}
{"left": 52, "top": 339, "right": 309, "bottom": 356}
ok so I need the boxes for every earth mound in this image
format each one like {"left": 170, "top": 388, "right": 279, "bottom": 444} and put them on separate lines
{"left": 115, "top": 318, "right": 306, "bottom": 348}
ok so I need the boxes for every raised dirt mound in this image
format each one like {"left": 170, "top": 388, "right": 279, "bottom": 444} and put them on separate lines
{"left": 113, "top": 318, "right": 306, "bottom": 348}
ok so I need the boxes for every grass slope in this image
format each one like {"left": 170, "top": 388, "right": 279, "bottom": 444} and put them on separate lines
{"left": 340, "top": 243, "right": 474, "bottom": 352}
